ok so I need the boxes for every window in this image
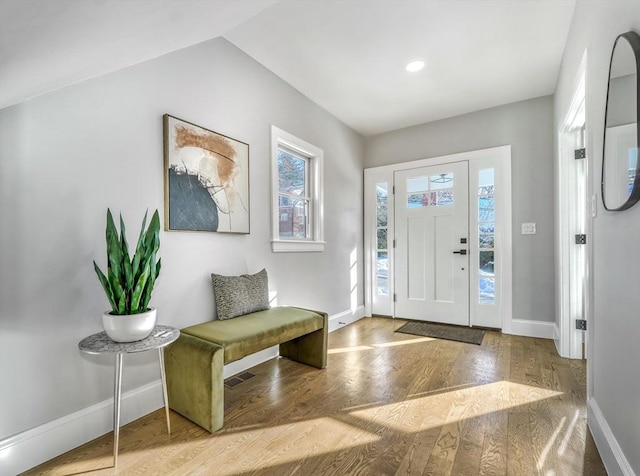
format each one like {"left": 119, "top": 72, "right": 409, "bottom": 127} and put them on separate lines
{"left": 405, "top": 173, "right": 454, "bottom": 208}
{"left": 278, "top": 149, "right": 310, "bottom": 239}
{"left": 271, "top": 126, "right": 324, "bottom": 252}
{"left": 477, "top": 168, "right": 495, "bottom": 304}
{"left": 376, "top": 182, "right": 389, "bottom": 295}
{"left": 628, "top": 148, "right": 638, "bottom": 195}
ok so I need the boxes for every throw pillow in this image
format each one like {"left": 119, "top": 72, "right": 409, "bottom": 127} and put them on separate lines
{"left": 211, "top": 268, "right": 270, "bottom": 320}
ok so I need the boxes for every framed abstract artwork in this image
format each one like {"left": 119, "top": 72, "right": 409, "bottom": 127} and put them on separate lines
{"left": 163, "top": 114, "right": 250, "bottom": 233}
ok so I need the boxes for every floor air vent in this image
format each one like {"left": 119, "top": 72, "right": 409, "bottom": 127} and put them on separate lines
{"left": 224, "top": 372, "right": 256, "bottom": 388}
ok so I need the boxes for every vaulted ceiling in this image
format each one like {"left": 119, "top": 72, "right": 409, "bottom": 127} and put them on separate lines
{"left": 0, "top": 0, "right": 575, "bottom": 136}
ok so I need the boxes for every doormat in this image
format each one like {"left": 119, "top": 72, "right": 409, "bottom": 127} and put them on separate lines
{"left": 395, "top": 321, "right": 485, "bottom": 345}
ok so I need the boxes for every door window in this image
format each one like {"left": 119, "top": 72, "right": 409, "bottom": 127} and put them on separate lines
{"left": 405, "top": 173, "right": 454, "bottom": 208}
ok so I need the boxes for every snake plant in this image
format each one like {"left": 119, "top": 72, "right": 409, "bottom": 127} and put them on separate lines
{"left": 94, "top": 209, "right": 161, "bottom": 315}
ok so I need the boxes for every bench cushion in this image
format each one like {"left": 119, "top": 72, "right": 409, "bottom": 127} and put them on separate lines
{"left": 181, "top": 307, "right": 325, "bottom": 364}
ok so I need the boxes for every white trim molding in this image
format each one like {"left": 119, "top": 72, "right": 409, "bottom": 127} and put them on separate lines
{"left": 328, "top": 305, "right": 366, "bottom": 333}
{"left": 503, "top": 318, "right": 556, "bottom": 339}
{"left": 588, "top": 397, "right": 635, "bottom": 476}
{"left": 271, "top": 239, "right": 326, "bottom": 253}
{"left": 556, "top": 51, "right": 589, "bottom": 359}
{"left": 0, "top": 306, "right": 365, "bottom": 474}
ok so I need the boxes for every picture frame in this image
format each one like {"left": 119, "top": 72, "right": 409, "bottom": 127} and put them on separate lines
{"left": 163, "top": 114, "right": 250, "bottom": 234}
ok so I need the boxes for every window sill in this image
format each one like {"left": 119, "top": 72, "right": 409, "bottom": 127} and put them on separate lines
{"left": 271, "top": 240, "right": 325, "bottom": 253}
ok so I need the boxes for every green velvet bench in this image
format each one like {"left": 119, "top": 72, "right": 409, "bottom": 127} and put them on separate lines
{"left": 164, "top": 306, "right": 328, "bottom": 433}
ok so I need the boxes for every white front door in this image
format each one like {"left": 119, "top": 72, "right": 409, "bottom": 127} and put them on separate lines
{"left": 394, "top": 161, "right": 469, "bottom": 325}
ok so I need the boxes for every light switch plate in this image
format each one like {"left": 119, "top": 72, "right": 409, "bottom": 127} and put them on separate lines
{"left": 521, "top": 222, "right": 536, "bottom": 235}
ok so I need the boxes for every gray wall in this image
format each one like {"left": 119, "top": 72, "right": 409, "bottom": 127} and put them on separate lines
{"left": 365, "top": 96, "right": 556, "bottom": 323}
{"left": 554, "top": 1, "right": 640, "bottom": 473}
{"left": 0, "top": 38, "right": 364, "bottom": 439}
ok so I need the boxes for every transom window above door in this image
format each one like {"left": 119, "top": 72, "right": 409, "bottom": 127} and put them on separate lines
{"left": 406, "top": 173, "right": 454, "bottom": 208}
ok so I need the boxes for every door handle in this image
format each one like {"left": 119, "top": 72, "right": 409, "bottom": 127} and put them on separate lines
{"left": 453, "top": 249, "right": 467, "bottom": 255}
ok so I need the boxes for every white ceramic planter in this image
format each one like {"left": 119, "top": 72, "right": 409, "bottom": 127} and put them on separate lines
{"left": 102, "top": 308, "right": 157, "bottom": 343}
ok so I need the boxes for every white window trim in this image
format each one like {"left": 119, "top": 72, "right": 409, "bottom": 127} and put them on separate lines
{"left": 271, "top": 126, "right": 325, "bottom": 252}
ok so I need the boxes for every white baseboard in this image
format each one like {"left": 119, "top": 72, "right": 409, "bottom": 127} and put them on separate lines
{"left": 0, "top": 381, "right": 165, "bottom": 476}
{"left": 223, "top": 346, "right": 279, "bottom": 379}
{"left": 504, "top": 318, "right": 555, "bottom": 339}
{"left": 588, "top": 397, "right": 635, "bottom": 476}
{"left": 328, "top": 305, "right": 366, "bottom": 333}
{"left": 0, "top": 305, "right": 366, "bottom": 474}
{"left": 552, "top": 322, "right": 562, "bottom": 355}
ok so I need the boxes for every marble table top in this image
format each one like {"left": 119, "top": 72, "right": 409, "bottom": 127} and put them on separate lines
{"left": 78, "top": 325, "right": 180, "bottom": 355}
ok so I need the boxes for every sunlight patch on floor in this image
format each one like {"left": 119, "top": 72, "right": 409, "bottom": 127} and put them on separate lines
{"left": 26, "top": 379, "right": 568, "bottom": 475}
{"left": 558, "top": 409, "right": 580, "bottom": 456}
{"left": 45, "top": 417, "right": 383, "bottom": 476}
{"left": 372, "top": 336, "right": 435, "bottom": 347}
{"left": 215, "top": 417, "right": 381, "bottom": 475}
{"left": 328, "top": 336, "right": 435, "bottom": 354}
{"left": 348, "top": 380, "right": 563, "bottom": 434}
{"left": 538, "top": 416, "right": 567, "bottom": 470}
{"left": 328, "top": 345, "right": 374, "bottom": 354}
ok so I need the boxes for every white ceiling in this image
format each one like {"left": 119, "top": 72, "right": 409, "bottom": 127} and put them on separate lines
{"left": 0, "top": 0, "right": 277, "bottom": 109}
{"left": 0, "top": 0, "right": 576, "bottom": 136}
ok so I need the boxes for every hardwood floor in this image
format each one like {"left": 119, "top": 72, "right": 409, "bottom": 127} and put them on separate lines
{"left": 23, "top": 317, "right": 606, "bottom": 475}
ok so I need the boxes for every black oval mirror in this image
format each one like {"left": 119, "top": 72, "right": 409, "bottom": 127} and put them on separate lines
{"left": 602, "top": 31, "right": 640, "bottom": 211}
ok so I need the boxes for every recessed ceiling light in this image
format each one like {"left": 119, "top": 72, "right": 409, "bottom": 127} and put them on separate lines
{"left": 405, "top": 60, "right": 426, "bottom": 72}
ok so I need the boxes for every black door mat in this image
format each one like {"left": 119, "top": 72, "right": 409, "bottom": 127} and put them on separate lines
{"left": 224, "top": 371, "right": 256, "bottom": 388}
{"left": 395, "top": 321, "right": 485, "bottom": 345}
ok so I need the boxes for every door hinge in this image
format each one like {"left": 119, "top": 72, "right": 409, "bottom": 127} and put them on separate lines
{"left": 392, "top": 185, "right": 395, "bottom": 195}
{"left": 574, "top": 148, "right": 586, "bottom": 160}
{"left": 393, "top": 293, "right": 397, "bottom": 302}
{"left": 575, "top": 319, "right": 587, "bottom": 330}
{"left": 393, "top": 239, "right": 396, "bottom": 248}
{"left": 575, "top": 234, "right": 587, "bottom": 245}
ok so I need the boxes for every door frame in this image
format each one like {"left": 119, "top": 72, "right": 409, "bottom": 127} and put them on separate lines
{"left": 364, "top": 145, "right": 512, "bottom": 330}
{"left": 557, "top": 55, "right": 590, "bottom": 359}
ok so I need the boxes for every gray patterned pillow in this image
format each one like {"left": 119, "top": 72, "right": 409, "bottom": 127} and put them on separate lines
{"left": 211, "top": 269, "right": 270, "bottom": 320}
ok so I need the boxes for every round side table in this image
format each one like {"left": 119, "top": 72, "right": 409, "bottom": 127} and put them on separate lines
{"left": 79, "top": 325, "right": 179, "bottom": 467}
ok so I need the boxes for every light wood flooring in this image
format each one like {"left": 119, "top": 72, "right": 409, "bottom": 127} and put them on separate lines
{"left": 23, "top": 317, "right": 606, "bottom": 475}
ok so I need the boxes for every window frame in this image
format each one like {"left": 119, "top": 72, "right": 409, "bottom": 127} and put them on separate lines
{"left": 271, "top": 126, "right": 325, "bottom": 252}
